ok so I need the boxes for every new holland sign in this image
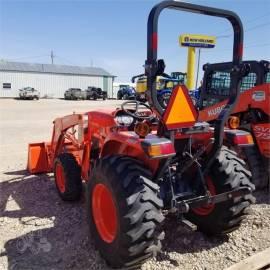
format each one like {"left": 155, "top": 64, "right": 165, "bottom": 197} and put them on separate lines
{"left": 180, "top": 34, "right": 216, "bottom": 48}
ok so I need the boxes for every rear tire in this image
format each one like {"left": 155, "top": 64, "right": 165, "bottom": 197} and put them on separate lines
{"left": 186, "top": 146, "right": 255, "bottom": 235}
{"left": 242, "top": 146, "right": 269, "bottom": 189}
{"left": 54, "top": 153, "right": 82, "bottom": 201}
{"left": 86, "top": 156, "right": 164, "bottom": 269}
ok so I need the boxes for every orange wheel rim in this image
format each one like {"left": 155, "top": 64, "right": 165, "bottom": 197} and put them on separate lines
{"left": 192, "top": 176, "right": 216, "bottom": 216}
{"left": 92, "top": 183, "right": 118, "bottom": 243}
{"left": 55, "top": 163, "right": 66, "bottom": 193}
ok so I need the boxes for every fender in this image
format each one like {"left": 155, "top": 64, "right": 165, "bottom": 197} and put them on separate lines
{"left": 101, "top": 132, "right": 175, "bottom": 174}
{"left": 252, "top": 123, "right": 270, "bottom": 158}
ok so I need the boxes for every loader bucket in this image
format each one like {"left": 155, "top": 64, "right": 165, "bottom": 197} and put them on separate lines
{"left": 27, "top": 142, "right": 50, "bottom": 174}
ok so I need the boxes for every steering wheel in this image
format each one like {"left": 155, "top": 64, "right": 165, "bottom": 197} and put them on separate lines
{"left": 121, "top": 101, "right": 154, "bottom": 120}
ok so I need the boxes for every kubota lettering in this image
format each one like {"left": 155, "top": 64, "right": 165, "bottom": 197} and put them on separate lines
{"left": 207, "top": 105, "right": 226, "bottom": 117}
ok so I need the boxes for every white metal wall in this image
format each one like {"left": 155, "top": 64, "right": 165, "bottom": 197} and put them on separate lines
{"left": 0, "top": 71, "right": 113, "bottom": 98}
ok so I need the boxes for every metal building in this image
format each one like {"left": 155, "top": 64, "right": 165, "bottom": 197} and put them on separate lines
{"left": 0, "top": 61, "right": 115, "bottom": 98}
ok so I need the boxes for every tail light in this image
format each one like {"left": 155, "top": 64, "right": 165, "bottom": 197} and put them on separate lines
{"left": 141, "top": 138, "right": 175, "bottom": 158}
{"left": 233, "top": 134, "right": 254, "bottom": 145}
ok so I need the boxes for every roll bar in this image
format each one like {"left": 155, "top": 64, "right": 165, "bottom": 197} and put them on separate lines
{"left": 144, "top": 0, "right": 248, "bottom": 170}
{"left": 145, "top": 0, "right": 244, "bottom": 114}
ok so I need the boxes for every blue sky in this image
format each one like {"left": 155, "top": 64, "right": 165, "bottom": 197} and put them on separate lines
{"left": 0, "top": 0, "right": 269, "bottom": 82}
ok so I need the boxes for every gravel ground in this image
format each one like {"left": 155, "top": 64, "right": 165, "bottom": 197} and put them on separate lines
{"left": 0, "top": 99, "right": 270, "bottom": 270}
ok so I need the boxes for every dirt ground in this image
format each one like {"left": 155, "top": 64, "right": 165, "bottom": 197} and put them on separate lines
{"left": 0, "top": 98, "right": 269, "bottom": 270}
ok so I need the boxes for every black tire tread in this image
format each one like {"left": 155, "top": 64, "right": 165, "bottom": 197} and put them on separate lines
{"left": 54, "top": 153, "right": 82, "bottom": 201}
{"left": 186, "top": 146, "right": 255, "bottom": 235}
{"left": 87, "top": 155, "right": 164, "bottom": 269}
{"left": 242, "top": 146, "right": 269, "bottom": 189}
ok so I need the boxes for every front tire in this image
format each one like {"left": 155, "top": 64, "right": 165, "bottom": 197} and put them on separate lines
{"left": 54, "top": 153, "right": 82, "bottom": 201}
{"left": 86, "top": 156, "right": 164, "bottom": 269}
{"left": 186, "top": 146, "right": 255, "bottom": 235}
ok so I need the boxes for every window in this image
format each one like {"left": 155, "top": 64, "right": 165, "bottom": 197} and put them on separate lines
{"left": 240, "top": 72, "right": 257, "bottom": 92}
{"left": 3, "top": 83, "right": 11, "bottom": 89}
{"left": 206, "top": 71, "right": 231, "bottom": 96}
{"left": 266, "top": 72, "right": 270, "bottom": 83}
{"left": 206, "top": 71, "right": 258, "bottom": 96}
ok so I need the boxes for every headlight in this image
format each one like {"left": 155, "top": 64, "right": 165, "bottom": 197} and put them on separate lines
{"left": 115, "top": 115, "right": 134, "bottom": 126}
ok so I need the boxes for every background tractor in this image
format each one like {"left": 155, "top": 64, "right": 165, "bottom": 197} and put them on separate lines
{"left": 117, "top": 84, "right": 136, "bottom": 100}
{"left": 132, "top": 73, "right": 182, "bottom": 106}
{"left": 197, "top": 60, "right": 270, "bottom": 189}
{"left": 27, "top": 1, "right": 255, "bottom": 269}
{"left": 171, "top": 71, "right": 187, "bottom": 84}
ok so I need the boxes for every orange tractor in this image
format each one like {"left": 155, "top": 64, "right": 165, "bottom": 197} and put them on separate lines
{"left": 27, "top": 1, "right": 255, "bottom": 269}
{"left": 198, "top": 60, "right": 270, "bottom": 189}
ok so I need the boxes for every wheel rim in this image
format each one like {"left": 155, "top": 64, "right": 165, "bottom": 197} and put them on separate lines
{"left": 92, "top": 183, "right": 118, "bottom": 243}
{"left": 192, "top": 176, "right": 216, "bottom": 216}
{"left": 55, "top": 163, "right": 66, "bottom": 193}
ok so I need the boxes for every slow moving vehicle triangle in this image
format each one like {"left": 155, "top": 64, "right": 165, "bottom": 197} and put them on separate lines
{"left": 163, "top": 85, "right": 198, "bottom": 129}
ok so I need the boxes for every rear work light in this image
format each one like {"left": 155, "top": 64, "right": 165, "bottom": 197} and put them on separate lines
{"left": 134, "top": 121, "right": 151, "bottom": 138}
{"left": 228, "top": 116, "right": 240, "bottom": 129}
{"left": 141, "top": 138, "right": 176, "bottom": 158}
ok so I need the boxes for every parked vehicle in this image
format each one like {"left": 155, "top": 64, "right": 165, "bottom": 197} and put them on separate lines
{"left": 198, "top": 60, "right": 270, "bottom": 189}
{"left": 85, "top": 87, "right": 107, "bottom": 100}
{"left": 27, "top": 1, "right": 255, "bottom": 269}
{"left": 19, "top": 87, "right": 40, "bottom": 100}
{"left": 117, "top": 85, "right": 136, "bottom": 100}
{"left": 64, "top": 88, "right": 85, "bottom": 100}
{"left": 157, "top": 76, "right": 182, "bottom": 108}
{"left": 171, "top": 71, "right": 187, "bottom": 84}
{"left": 132, "top": 74, "right": 181, "bottom": 107}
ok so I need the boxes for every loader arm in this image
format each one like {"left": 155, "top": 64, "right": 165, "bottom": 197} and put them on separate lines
{"left": 28, "top": 113, "right": 86, "bottom": 174}
{"left": 49, "top": 114, "right": 85, "bottom": 167}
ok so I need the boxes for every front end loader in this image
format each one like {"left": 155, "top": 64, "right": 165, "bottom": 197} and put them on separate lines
{"left": 27, "top": 1, "right": 255, "bottom": 269}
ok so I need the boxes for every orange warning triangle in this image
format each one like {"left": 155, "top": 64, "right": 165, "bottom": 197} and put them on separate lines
{"left": 163, "top": 85, "right": 198, "bottom": 129}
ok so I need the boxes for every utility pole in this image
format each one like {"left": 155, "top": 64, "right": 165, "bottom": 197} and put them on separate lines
{"left": 51, "top": 50, "right": 54, "bottom": 64}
